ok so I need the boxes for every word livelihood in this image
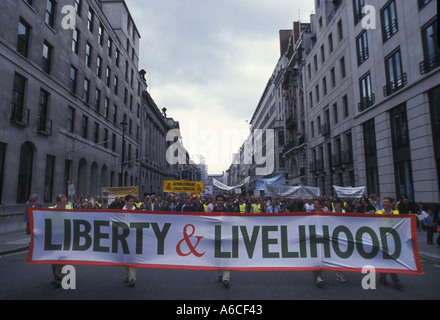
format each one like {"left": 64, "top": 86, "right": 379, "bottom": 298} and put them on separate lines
{"left": 214, "top": 225, "right": 401, "bottom": 261}
{"left": 27, "top": 209, "right": 422, "bottom": 274}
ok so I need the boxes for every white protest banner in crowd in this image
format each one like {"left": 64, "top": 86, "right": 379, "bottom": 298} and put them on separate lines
{"left": 213, "top": 177, "right": 250, "bottom": 191}
{"left": 265, "top": 185, "right": 320, "bottom": 200}
{"left": 333, "top": 186, "right": 366, "bottom": 199}
{"left": 27, "top": 208, "right": 422, "bottom": 274}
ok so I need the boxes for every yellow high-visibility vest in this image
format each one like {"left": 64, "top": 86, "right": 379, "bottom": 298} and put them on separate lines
{"left": 49, "top": 204, "right": 73, "bottom": 209}
{"left": 252, "top": 204, "right": 261, "bottom": 213}
{"left": 376, "top": 209, "right": 399, "bottom": 215}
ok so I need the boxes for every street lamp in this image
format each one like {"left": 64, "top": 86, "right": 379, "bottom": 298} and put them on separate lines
{"left": 119, "top": 119, "right": 128, "bottom": 187}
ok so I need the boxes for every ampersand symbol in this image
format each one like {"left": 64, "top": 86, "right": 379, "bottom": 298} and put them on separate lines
{"left": 176, "top": 224, "right": 205, "bottom": 257}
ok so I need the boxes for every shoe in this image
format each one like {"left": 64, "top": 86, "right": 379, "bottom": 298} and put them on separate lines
{"left": 336, "top": 272, "right": 347, "bottom": 283}
{"left": 394, "top": 282, "right": 404, "bottom": 291}
{"left": 379, "top": 277, "right": 389, "bottom": 286}
{"left": 315, "top": 276, "right": 324, "bottom": 288}
{"left": 217, "top": 275, "right": 223, "bottom": 282}
{"left": 52, "top": 279, "right": 61, "bottom": 289}
{"left": 223, "top": 280, "right": 230, "bottom": 288}
{"left": 129, "top": 279, "right": 136, "bottom": 287}
{"left": 124, "top": 277, "right": 129, "bottom": 283}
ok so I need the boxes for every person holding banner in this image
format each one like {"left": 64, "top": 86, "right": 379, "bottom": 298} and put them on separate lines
{"left": 311, "top": 198, "right": 347, "bottom": 286}
{"left": 48, "top": 194, "right": 70, "bottom": 288}
{"left": 123, "top": 195, "right": 137, "bottom": 287}
{"left": 212, "top": 195, "right": 232, "bottom": 288}
{"left": 376, "top": 197, "right": 404, "bottom": 291}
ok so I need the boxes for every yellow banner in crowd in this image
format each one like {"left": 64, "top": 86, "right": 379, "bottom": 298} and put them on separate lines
{"left": 101, "top": 186, "right": 139, "bottom": 199}
{"left": 163, "top": 181, "right": 205, "bottom": 193}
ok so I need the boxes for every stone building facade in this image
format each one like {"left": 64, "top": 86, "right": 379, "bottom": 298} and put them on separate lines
{"left": 229, "top": 0, "right": 440, "bottom": 205}
{"left": 0, "top": 0, "right": 185, "bottom": 232}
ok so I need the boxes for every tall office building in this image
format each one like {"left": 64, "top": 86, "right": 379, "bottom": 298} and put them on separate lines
{"left": 0, "top": 0, "right": 185, "bottom": 232}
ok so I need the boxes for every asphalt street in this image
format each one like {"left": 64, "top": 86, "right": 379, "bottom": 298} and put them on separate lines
{"left": 0, "top": 250, "right": 439, "bottom": 301}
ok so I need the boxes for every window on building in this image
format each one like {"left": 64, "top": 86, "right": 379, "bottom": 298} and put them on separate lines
{"left": 333, "top": 103, "right": 338, "bottom": 124}
{"left": 17, "top": 18, "right": 31, "bottom": 57}
{"left": 418, "top": 0, "right": 432, "bottom": 10}
{"left": 343, "top": 95, "right": 349, "bottom": 117}
{"left": 356, "top": 30, "right": 369, "bottom": 65}
{"left": 72, "top": 28, "right": 79, "bottom": 54}
{"left": 106, "top": 67, "right": 111, "bottom": 87}
{"left": 67, "top": 106, "right": 75, "bottom": 132}
{"left": 112, "top": 105, "right": 117, "bottom": 124}
{"left": 69, "top": 65, "right": 77, "bottom": 94}
{"left": 45, "top": 0, "right": 56, "bottom": 28}
{"left": 337, "top": 19, "right": 343, "bottom": 41}
{"left": 81, "top": 115, "right": 88, "bottom": 139}
{"left": 420, "top": 17, "right": 439, "bottom": 74}
{"left": 104, "top": 97, "right": 109, "bottom": 118}
{"left": 390, "top": 103, "right": 409, "bottom": 148}
{"left": 114, "top": 76, "right": 119, "bottom": 95}
{"left": 330, "top": 67, "right": 336, "bottom": 87}
{"left": 359, "top": 72, "right": 374, "bottom": 111}
{"left": 96, "top": 55, "right": 102, "bottom": 78}
{"left": 328, "top": 33, "right": 333, "bottom": 53}
{"left": 107, "top": 38, "right": 113, "bottom": 58}
{"left": 11, "top": 73, "right": 27, "bottom": 124}
{"left": 17, "top": 142, "right": 34, "bottom": 203}
{"left": 112, "top": 133, "right": 116, "bottom": 152}
{"left": 395, "top": 161, "right": 414, "bottom": 201}
{"left": 340, "top": 56, "right": 346, "bottom": 78}
{"left": 381, "top": 0, "right": 398, "bottom": 42}
{"left": 363, "top": 119, "right": 379, "bottom": 195}
{"left": 44, "top": 155, "right": 55, "bottom": 203}
{"left": 98, "top": 24, "right": 104, "bottom": 46}
{"left": 87, "top": 8, "right": 94, "bottom": 32}
{"left": 75, "top": 0, "right": 82, "bottom": 15}
{"left": 353, "top": 0, "right": 365, "bottom": 25}
{"left": 104, "top": 129, "right": 109, "bottom": 148}
{"left": 85, "top": 42, "right": 92, "bottom": 67}
{"left": 116, "top": 49, "right": 121, "bottom": 68}
{"left": 83, "top": 78, "right": 90, "bottom": 103}
{"left": 93, "top": 122, "right": 99, "bottom": 143}
{"left": 95, "top": 89, "right": 101, "bottom": 112}
{"left": 384, "top": 48, "right": 406, "bottom": 96}
{"left": 42, "top": 41, "right": 53, "bottom": 74}
{"left": 38, "top": 89, "right": 51, "bottom": 134}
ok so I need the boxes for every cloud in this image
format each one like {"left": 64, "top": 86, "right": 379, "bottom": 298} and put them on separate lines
{"left": 125, "top": 0, "right": 315, "bottom": 173}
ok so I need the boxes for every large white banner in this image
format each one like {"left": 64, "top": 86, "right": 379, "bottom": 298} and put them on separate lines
{"left": 333, "top": 186, "right": 366, "bottom": 199}
{"left": 212, "top": 177, "right": 250, "bottom": 191}
{"left": 265, "top": 185, "right": 320, "bottom": 199}
{"left": 27, "top": 208, "right": 422, "bottom": 274}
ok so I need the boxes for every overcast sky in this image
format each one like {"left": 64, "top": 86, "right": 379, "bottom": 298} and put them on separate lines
{"left": 125, "top": 0, "right": 315, "bottom": 174}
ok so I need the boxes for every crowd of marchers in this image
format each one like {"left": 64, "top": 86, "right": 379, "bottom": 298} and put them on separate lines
{"left": 24, "top": 192, "right": 439, "bottom": 290}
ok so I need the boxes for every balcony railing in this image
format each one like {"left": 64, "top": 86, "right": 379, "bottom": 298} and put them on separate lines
{"left": 286, "top": 115, "right": 297, "bottom": 130}
{"left": 419, "top": 55, "right": 440, "bottom": 75}
{"left": 10, "top": 103, "right": 30, "bottom": 127}
{"left": 37, "top": 115, "right": 53, "bottom": 136}
{"left": 341, "top": 149, "right": 354, "bottom": 164}
{"left": 358, "top": 93, "right": 375, "bottom": 112}
{"left": 383, "top": 73, "right": 407, "bottom": 97}
{"left": 283, "top": 140, "right": 296, "bottom": 155}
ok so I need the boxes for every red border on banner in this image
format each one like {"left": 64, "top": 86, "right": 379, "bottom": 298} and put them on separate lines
{"left": 26, "top": 208, "right": 423, "bottom": 274}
